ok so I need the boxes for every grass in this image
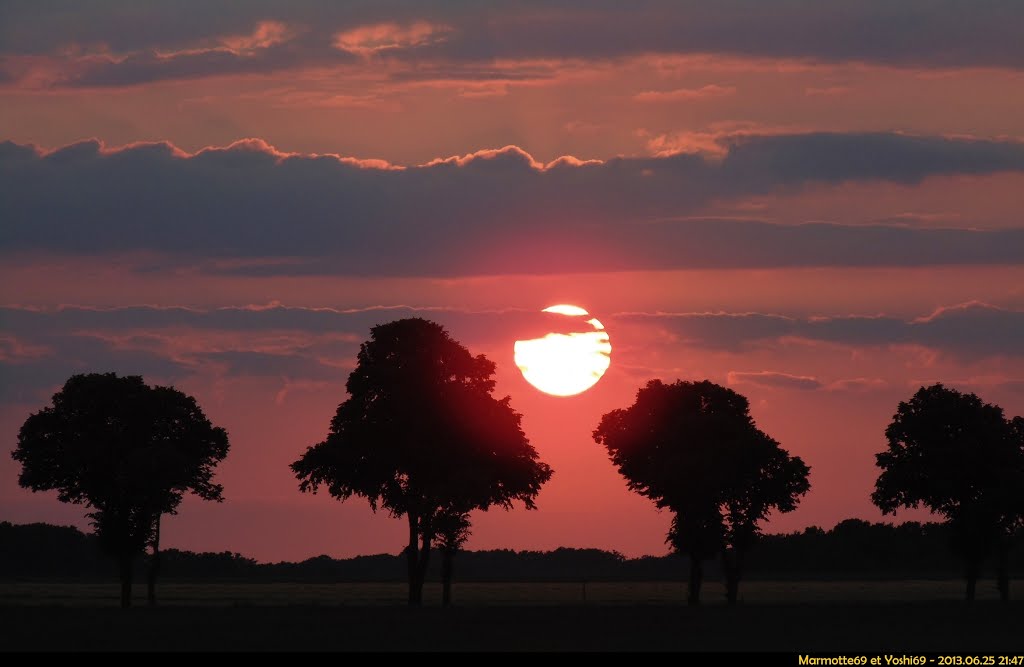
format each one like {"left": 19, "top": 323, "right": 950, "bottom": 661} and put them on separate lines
{"left": 1, "top": 579, "right": 1021, "bottom": 607}
{"left": 1, "top": 581, "right": 1022, "bottom": 651}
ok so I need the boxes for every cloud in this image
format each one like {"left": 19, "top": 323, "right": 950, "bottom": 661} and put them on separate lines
{"left": 0, "top": 303, "right": 593, "bottom": 403}
{"left": 621, "top": 302, "right": 1024, "bottom": 360}
{"left": 198, "top": 350, "right": 343, "bottom": 380}
{"left": 825, "top": 377, "right": 889, "bottom": 392}
{"left": 55, "top": 40, "right": 345, "bottom": 89}
{"left": 908, "top": 376, "right": 1024, "bottom": 395}
{"left": 1, "top": 1, "right": 1022, "bottom": 87}
{"left": 333, "top": 21, "right": 450, "bottom": 56}
{"left": 1, "top": 302, "right": 1019, "bottom": 404}
{"left": 727, "top": 370, "right": 823, "bottom": 390}
{"left": 633, "top": 84, "right": 736, "bottom": 103}
{"left": 0, "top": 333, "right": 195, "bottom": 403}
{"left": 5, "top": 20, "right": 332, "bottom": 89}
{"left": 2, "top": 134, "right": 1023, "bottom": 277}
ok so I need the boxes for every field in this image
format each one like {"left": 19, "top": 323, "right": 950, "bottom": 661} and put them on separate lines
{"left": 2, "top": 579, "right": 1023, "bottom": 607}
{"left": 1, "top": 581, "right": 1023, "bottom": 651}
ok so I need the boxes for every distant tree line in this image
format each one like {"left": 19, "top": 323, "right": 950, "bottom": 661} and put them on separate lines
{"left": 3, "top": 519, "right": 1023, "bottom": 583}
{"left": 8, "top": 317, "right": 1024, "bottom": 607}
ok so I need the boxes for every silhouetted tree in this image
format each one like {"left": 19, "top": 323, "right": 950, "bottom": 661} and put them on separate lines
{"left": 873, "top": 384, "right": 1024, "bottom": 601}
{"left": 140, "top": 385, "right": 230, "bottom": 605}
{"left": 11, "top": 373, "right": 229, "bottom": 607}
{"left": 594, "top": 379, "right": 808, "bottom": 605}
{"left": 719, "top": 429, "right": 810, "bottom": 604}
{"left": 666, "top": 507, "right": 723, "bottom": 604}
{"left": 999, "top": 416, "right": 1024, "bottom": 601}
{"left": 435, "top": 510, "right": 471, "bottom": 606}
{"left": 292, "top": 318, "right": 552, "bottom": 605}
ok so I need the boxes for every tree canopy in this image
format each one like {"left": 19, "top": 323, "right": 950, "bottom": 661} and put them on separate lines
{"left": 873, "top": 383, "right": 1024, "bottom": 601}
{"left": 12, "top": 373, "right": 229, "bottom": 607}
{"left": 594, "top": 379, "right": 809, "bottom": 604}
{"left": 292, "top": 318, "right": 553, "bottom": 604}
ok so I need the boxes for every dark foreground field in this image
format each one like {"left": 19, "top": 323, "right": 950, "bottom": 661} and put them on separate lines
{"left": 1, "top": 598, "right": 1022, "bottom": 651}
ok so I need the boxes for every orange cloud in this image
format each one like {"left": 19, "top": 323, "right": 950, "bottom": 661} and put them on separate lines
{"left": 639, "top": 121, "right": 811, "bottom": 157}
{"left": 420, "top": 145, "right": 602, "bottom": 171}
{"left": 333, "top": 21, "right": 451, "bottom": 56}
{"left": 220, "top": 21, "right": 294, "bottom": 53}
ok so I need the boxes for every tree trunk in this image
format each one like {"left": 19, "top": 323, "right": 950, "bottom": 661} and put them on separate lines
{"left": 119, "top": 553, "right": 133, "bottom": 609}
{"left": 415, "top": 526, "right": 432, "bottom": 605}
{"left": 406, "top": 513, "right": 421, "bottom": 606}
{"left": 723, "top": 549, "right": 741, "bottom": 606}
{"left": 965, "top": 554, "right": 981, "bottom": 602}
{"left": 687, "top": 555, "right": 703, "bottom": 606}
{"left": 996, "top": 543, "right": 1010, "bottom": 603}
{"left": 147, "top": 514, "right": 161, "bottom": 606}
{"left": 441, "top": 547, "right": 454, "bottom": 607}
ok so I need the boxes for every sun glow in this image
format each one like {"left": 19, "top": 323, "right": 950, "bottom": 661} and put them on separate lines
{"left": 514, "top": 304, "right": 612, "bottom": 396}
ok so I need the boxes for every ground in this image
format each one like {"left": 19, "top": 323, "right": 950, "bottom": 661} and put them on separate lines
{"left": 1, "top": 582, "right": 1022, "bottom": 651}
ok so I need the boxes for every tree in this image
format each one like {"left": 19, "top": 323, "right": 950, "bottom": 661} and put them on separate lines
{"left": 594, "top": 379, "right": 809, "bottom": 605}
{"left": 292, "top": 318, "right": 552, "bottom": 605}
{"left": 139, "top": 385, "right": 230, "bottom": 605}
{"left": 872, "top": 384, "right": 1024, "bottom": 601}
{"left": 12, "top": 373, "right": 229, "bottom": 607}
{"left": 1000, "top": 416, "right": 1024, "bottom": 601}
{"left": 718, "top": 430, "right": 810, "bottom": 604}
{"left": 434, "top": 510, "right": 472, "bottom": 606}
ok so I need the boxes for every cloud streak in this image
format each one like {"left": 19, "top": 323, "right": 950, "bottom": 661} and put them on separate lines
{"left": 1, "top": 301, "right": 1020, "bottom": 404}
{"left": 622, "top": 302, "right": 1024, "bottom": 360}
{"left": 727, "top": 370, "right": 823, "bottom": 390}
{"left": 2, "top": 1, "right": 1022, "bottom": 89}
{"left": 633, "top": 84, "right": 736, "bottom": 103}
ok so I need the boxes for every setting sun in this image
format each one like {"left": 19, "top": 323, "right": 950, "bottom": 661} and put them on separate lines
{"left": 513, "top": 304, "right": 612, "bottom": 396}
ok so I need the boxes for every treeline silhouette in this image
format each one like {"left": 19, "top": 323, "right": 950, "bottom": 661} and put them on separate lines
{"left": 9, "top": 318, "right": 1024, "bottom": 606}
{"left": 5, "top": 519, "right": 1022, "bottom": 583}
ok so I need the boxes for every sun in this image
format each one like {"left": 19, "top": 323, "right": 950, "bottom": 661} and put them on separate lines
{"left": 514, "top": 304, "right": 612, "bottom": 396}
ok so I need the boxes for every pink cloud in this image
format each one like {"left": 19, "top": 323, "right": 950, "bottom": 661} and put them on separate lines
{"left": 333, "top": 21, "right": 451, "bottom": 56}
{"left": 727, "top": 370, "right": 823, "bottom": 390}
{"left": 0, "top": 335, "right": 52, "bottom": 362}
{"left": 825, "top": 377, "right": 889, "bottom": 392}
{"left": 633, "top": 83, "right": 736, "bottom": 103}
{"left": 67, "top": 136, "right": 406, "bottom": 171}
{"left": 639, "top": 121, "right": 809, "bottom": 157}
{"left": 219, "top": 21, "right": 294, "bottom": 53}
{"left": 420, "top": 144, "right": 603, "bottom": 171}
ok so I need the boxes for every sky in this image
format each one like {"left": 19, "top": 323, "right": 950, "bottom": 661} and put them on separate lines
{"left": 2, "top": 1, "right": 1023, "bottom": 562}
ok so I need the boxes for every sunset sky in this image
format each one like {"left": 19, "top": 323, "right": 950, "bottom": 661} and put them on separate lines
{"left": 2, "top": 1, "right": 1023, "bottom": 562}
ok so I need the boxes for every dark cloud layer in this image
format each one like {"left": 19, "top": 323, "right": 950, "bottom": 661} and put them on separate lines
{"left": 63, "top": 43, "right": 346, "bottom": 88}
{"left": 2, "top": 134, "right": 1023, "bottom": 276}
{"left": 0, "top": 304, "right": 549, "bottom": 402}
{"left": 2, "top": 1, "right": 1022, "bottom": 87}
{"left": 624, "top": 302, "right": 1024, "bottom": 360}
{"left": 1, "top": 301, "right": 1020, "bottom": 404}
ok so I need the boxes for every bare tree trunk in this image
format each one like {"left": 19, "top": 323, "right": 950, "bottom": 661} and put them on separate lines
{"left": 147, "top": 514, "right": 161, "bottom": 606}
{"left": 415, "top": 526, "right": 432, "bottom": 605}
{"left": 687, "top": 555, "right": 703, "bottom": 606}
{"left": 965, "top": 554, "right": 981, "bottom": 602}
{"left": 441, "top": 547, "right": 454, "bottom": 607}
{"left": 996, "top": 543, "right": 1010, "bottom": 603}
{"left": 723, "top": 549, "right": 741, "bottom": 606}
{"left": 119, "top": 553, "right": 133, "bottom": 609}
{"left": 406, "top": 513, "right": 421, "bottom": 606}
